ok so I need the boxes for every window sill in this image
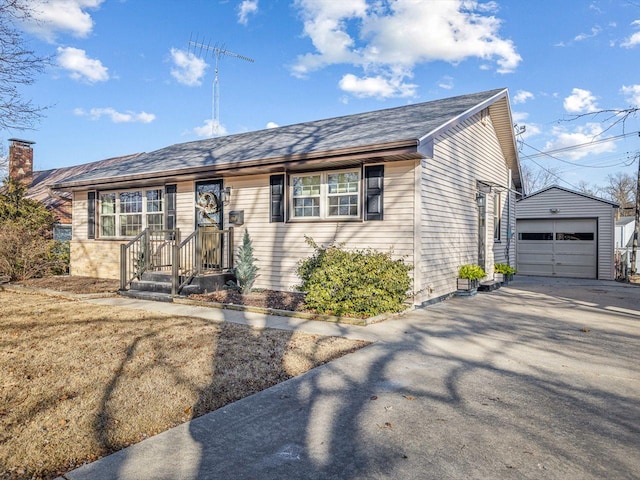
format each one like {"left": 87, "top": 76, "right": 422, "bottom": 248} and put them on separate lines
{"left": 287, "top": 217, "right": 363, "bottom": 223}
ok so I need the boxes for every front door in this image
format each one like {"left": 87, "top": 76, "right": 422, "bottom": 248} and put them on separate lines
{"left": 196, "top": 180, "right": 223, "bottom": 228}
{"left": 195, "top": 180, "right": 224, "bottom": 270}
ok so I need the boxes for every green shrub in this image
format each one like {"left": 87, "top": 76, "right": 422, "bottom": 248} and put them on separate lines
{"left": 231, "top": 229, "right": 259, "bottom": 294}
{"left": 297, "top": 237, "right": 412, "bottom": 318}
{"left": 494, "top": 263, "right": 517, "bottom": 275}
{"left": 458, "top": 264, "right": 486, "bottom": 281}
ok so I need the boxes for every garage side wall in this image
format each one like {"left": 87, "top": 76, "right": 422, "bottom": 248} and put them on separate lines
{"left": 516, "top": 188, "right": 615, "bottom": 280}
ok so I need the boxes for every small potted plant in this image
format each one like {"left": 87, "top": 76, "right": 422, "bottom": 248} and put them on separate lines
{"left": 457, "top": 264, "right": 486, "bottom": 295}
{"left": 494, "top": 263, "right": 516, "bottom": 284}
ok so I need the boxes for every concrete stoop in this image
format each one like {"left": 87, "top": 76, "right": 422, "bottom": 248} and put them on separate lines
{"left": 120, "top": 271, "right": 235, "bottom": 302}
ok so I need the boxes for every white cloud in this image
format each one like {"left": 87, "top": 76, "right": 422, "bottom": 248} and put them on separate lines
{"left": 621, "top": 84, "right": 640, "bottom": 107}
{"left": 266, "top": 121, "right": 279, "bottom": 129}
{"left": 292, "top": 0, "right": 521, "bottom": 99}
{"left": 22, "top": 0, "right": 105, "bottom": 42}
{"left": 57, "top": 46, "right": 109, "bottom": 83}
{"left": 170, "top": 48, "right": 208, "bottom": 86}
{"left": 574, "top": 26, "right": 601, "bottom": 41}
{"left": 75, "top": 107, "right": 155, "bottom": 123}
{"left": 563, "top": 88, "right": 599, "bottom": 113}
{"left": 621, "top": 20, "right": 640, "bottom": 48}
{"left": 339, "top": 72, "right": 417, "bottom": 98}
{"left": 513, "top": 90, "right": 534, "bottom": 104}
{"left": 438, "top": 76, "right": 454, "bottom": 90}
{"left": 544, "top": 123, "right": 616, "bottom": 160}
{"left": 194, "top": 119, "right": 228, "bottom": 137}
{"left": 238, "top": 0, "right": 258, "bottom": 25}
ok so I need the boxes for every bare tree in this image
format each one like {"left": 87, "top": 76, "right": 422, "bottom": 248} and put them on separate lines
{"left": 521, "top": 162, "right": 561, "bottom": 194}
{"left": 601, "top": 171, "right": 636, "bottom": 215}
{"left": 0, "top": 0, "right": 48, "bottom": 132}
{"left": 575, "top": 180, "right": 602, "bottom": 197}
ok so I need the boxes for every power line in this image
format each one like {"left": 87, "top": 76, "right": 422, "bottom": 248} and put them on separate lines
{"left": 526, "top": 157, "right": 581, "bottom": 191}
{"left": 521, "top": 140, "right": 638, "bottom": 168}
{"left": 519, "top": 130, "right": 639, "bottom": 160}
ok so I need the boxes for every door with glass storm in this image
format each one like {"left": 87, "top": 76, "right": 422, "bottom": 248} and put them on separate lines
{"left": 195, "top": 180, "right": 223, "bottom": 270}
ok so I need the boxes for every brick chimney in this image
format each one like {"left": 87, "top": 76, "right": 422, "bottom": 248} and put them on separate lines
{"left": 8, "top": 138, "right": 35, "bottom": 186}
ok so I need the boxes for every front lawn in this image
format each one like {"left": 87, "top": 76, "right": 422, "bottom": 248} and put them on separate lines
{"left": 0, "top": 291, "right": 367, "bottom": 480}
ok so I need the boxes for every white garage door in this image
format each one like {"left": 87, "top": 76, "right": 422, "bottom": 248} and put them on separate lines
{"left": 516, "top": 218, "right": 597, "bottom": 279}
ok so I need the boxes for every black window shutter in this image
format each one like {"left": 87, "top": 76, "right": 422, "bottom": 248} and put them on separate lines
{"left": 364, "top": 165, "right": 384, "bottom": 221}
{"left": 87, "top": 191, "right": 96, "bottom": 239}
{"left": 165, "top": 184, "right": 177, "bottom": 230}
{"left": 270, "top": 174, "right": 285, "bottom": 223}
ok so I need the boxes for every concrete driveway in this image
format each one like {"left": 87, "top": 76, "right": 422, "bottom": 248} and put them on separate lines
{"left": 61, "top": 277, "right": 640, "bottom": 480}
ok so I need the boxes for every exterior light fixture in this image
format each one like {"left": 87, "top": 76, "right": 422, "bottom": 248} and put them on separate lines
{"left": 221, "top": 186, "right": 232, "bottom": 204}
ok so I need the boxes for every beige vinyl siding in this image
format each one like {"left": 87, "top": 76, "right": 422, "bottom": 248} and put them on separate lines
{"left": 418, "top": 111, "right": 515, "bottom": 302}
{"left": 72, "top": 191, "right": 89, "bottom": 240}
{"left": 516, "top": 188, "right": 615, "bottom": 280}
{"left": 175, "top": 180, "right": 195, "bottom": 234}
{"left": 223, "top": 161, "right": 416, "bottom": 292}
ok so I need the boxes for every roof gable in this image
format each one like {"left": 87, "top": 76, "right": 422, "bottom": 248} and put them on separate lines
{"left": 518, "top": 185, "right": 619, "bottom": 207}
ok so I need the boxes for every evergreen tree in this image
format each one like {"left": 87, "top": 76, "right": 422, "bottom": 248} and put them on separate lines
{"left": 233, "top": 229, "right": 259, "bottom": 294}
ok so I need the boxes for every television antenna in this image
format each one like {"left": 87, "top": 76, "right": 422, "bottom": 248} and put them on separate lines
{"left": 189, "top": 35, "right": 254, "bottom": 137}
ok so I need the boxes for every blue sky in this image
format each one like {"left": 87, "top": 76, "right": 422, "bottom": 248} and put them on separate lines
{"left": 6, "top": 0, "right": 640, "bottom": 192}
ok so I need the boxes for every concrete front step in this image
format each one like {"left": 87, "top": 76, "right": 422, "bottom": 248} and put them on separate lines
{"left": 124, "top": 271, "right": 236, "bottom": 301}
{"left": 119, "top": 289, "right": 173, "bottom": 303}
{"left": 478, "top": 280, "right": 501, "bottom": 292}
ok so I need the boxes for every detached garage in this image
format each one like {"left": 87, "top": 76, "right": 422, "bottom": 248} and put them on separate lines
{"left": 516, "top": 186, "right": 618, "bottom": 280}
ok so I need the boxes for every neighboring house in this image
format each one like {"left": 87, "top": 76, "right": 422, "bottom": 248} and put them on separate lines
{"left": 516, "top": 185, "right": 618, "bottom": 280}
{"left": 6, "top": 138, "right": 141, "bottom": 241}
{"left": 52, "top": 88, "right": 523, "bottom": 305}
{"left": 615, "top": 216, "right": 639, "bottom": 274}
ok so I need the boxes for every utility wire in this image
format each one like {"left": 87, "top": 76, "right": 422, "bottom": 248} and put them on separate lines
{"left": 521, "top": 140, "right": 638, "bottom": 168}
{"left": 520, "top": 130, "right": 639, "bottom": 159}
{"left": 526, "top": 156, "right": 582, "bottom": 191}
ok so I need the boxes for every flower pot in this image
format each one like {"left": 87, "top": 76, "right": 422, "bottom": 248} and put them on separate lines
{"left": 495, "top": 273, "right": 513, "bottom": 284}
{"left": 457, "top": 278, "right": 479, "bottom": 294}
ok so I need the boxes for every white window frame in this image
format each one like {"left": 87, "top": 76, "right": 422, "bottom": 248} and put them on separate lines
{"left": 98, "top": 188, "right": 164, "bottom": 238}
{"left": 290, "top": 169, "right": 361, "bottom": 220}
{"left": 493, "top": 192, "right": 502, "bottom": 241}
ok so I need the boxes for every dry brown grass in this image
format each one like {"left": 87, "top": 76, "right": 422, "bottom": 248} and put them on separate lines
{"left": 0, "top": 291, "right": 368, "bottom": 480}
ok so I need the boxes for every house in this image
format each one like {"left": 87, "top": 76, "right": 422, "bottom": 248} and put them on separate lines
{"left": 52, "top": 88, "right": 523, "bottom": 305}
{"left": 516, "top": 185, "right": 618, "bottom": 280}
{"left": 615, "top": 216, "right": 639, "bottom": 275}
{"left": 6, "top": 138, "right": 141, "bottom": 240}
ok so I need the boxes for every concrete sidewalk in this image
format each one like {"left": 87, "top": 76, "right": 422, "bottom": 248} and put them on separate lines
{"left": 59, "top": 277, "right": 640, "bottom": 479}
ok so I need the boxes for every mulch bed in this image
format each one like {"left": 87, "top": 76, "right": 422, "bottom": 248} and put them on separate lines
{"left": 188, "top": 289, "right": 309, "bottom": 312}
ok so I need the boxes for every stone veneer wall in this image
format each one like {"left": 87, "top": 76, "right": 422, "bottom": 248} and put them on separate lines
{"left": 70, "top": 240, "right": 124, "bottom": 279}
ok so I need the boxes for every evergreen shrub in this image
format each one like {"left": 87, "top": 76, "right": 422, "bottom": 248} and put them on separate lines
{"left": 297, "top": 237, "right": 412, "bottom": 318}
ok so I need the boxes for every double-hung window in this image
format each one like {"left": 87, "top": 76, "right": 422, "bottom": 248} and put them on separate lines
{"left": 99, "top": 188, "right": 164, "bottom": 238}
{"left": 291, "top": 170, "right": 360, "bottom": 220}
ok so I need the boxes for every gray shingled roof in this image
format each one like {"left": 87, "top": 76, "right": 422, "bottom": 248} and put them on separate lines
{"left": 519, "top": 185, "right": 619, "bottom": 207}
{"left": 54, "top": 88, "right": 506, "bottom": 188}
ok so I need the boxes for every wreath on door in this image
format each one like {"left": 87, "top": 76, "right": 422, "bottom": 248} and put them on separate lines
{"left": 196, "top": 191, "right": 221, "bottom": 223}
